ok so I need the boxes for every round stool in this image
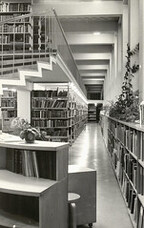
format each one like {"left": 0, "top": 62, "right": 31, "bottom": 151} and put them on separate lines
{"left": 68, "top": 193, "right": 80, "bottom": 228}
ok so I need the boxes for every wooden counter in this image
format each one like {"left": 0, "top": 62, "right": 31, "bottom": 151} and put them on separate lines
{"left": 0, "top": 135, "right": 69, "bottom": 228}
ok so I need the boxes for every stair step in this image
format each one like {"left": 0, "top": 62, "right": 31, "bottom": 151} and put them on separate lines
{"left": 0, "top": 55, "right": 56, "bottom": 95}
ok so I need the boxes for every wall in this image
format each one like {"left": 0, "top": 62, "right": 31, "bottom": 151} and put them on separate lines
{"left": 103, "top": 3, "right": 128, "bottom": 104}
{"left": 17, "top": 90, "right": 31, "bottom": 122}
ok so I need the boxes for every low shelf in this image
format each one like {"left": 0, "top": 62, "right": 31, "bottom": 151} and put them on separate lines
{"left": 100, "top": 114, "right": 144, "bottom": 228}
{"left": 0, "top": 209, "right": 38, "bottom": 228}
{"left": 0, "top": 170, "right": 57, "bottom": 196}
{"left": 0, "top": 136, "right": 69, "bottom": 228}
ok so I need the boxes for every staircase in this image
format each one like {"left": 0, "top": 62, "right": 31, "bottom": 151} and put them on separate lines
{"left": 0, "top": 11, "right": 87, "bottom": 98}
{"left": 0, "top": 55, "right": 56, "bottom": 94}
{"left": 0, "top": 13, "right": 58, "bottom": 94}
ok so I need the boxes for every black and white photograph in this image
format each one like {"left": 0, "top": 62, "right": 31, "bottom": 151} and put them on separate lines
{"left": 0, "top": 0, "right": 144, "bottom": 227}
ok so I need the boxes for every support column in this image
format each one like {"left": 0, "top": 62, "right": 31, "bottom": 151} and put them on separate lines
{"left": 122, "top": 4, "right": 128, "bottom": 82}
{"left": 139, "top": 0, "right": 144, "bottom": 101}
{"left": 17, "top": 90, "right": 31, "bottom": 122}
{"left": 0, "top": 96, "right": 2, "bottom": 133}
{"left": 128, "top": 0, "right": 139, "bottom": 92}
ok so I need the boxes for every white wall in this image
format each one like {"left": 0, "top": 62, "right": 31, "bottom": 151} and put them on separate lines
{"left": 17, "top": 90, "right": 31, "bottom": 122}
{"left": 128, "top": 0, "right": 139, "bottom": 92}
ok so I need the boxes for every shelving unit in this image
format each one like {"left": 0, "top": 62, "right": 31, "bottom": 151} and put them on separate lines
{"left": 100, "top": 114, "right": 144, "bottom": 228}
{"left": 0, "top": 0, "right": 33, "bottom": 77}
{"left": 1, "top": 89, "right": 17, "bottom": 132}
{"left": 0, "top": 137, "right": 69, "bottom": 228}
{"left": 31, "top": 83, "right": 88, "bottom": 143}
{"left": 0, "top": 1, "right": 32, "bottom": 51}
{"left": 88, "top": 104, "right": 96, "bottom": 122}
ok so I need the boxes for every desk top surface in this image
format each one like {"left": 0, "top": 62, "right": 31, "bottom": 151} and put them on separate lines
{"left": 0, "top": 133, "right": 69, "bottom": 151}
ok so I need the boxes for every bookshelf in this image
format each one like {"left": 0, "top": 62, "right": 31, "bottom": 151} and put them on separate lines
{"left": 1, "top": 89, "right": 17, "bottom": 132}
{"left": 100, "top": 114, "right": 144, "bottom": 228}
{"left": 0, "top": 137, "right": 69, "bottom": 228}
{"left": 0, "top": 1, "right": 32, "bottom": 52}
{"left": 31, "top": 83, "right": 88, "bottom": 143}
{"left": 88, "top": 104, "right": 96, "bottom": 122}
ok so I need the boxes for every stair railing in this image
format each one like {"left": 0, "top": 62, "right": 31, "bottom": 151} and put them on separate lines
{"left": 0, "top": 13, "right": 56, "bottom": 78}
{"left": 0, "top": 9, "right": 86, "bottom": 96}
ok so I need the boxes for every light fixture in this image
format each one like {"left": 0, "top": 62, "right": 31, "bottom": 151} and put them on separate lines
{"left": 93, "top": 32, "right": 101, "bottom": 35}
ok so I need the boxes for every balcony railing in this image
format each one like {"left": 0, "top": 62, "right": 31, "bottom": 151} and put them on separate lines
{"left": 0, "top": 13, "right": 56, "bottom": 78}
{"left": 0, "top": 10, "right": 86, "bottom": 96}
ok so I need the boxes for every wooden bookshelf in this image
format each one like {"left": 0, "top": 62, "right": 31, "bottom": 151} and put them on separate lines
{"left": 31, "top": 83, "right": 88, "bottom": 143}
{"left": 100, "top": 114, "right": 144, "bottom": 228}
{"left": 0, "top": 1, "right": 32, "bottom": 52}
{"left": 1, "top": 89, "right": 17, "bottom": 132}
{"left": 0, "top": 137, "right": 69, "bottom": 228}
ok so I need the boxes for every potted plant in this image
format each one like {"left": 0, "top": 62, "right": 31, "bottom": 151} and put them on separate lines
{"left": 10, "top": 117, "right": 41, "bottom": 143}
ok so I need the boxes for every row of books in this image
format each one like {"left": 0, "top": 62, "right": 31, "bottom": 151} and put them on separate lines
{"left": 137, "top": 165, "right": 144, "bottom": 195}
{"left": 108, "top": 131, "right": 115, "bottom": 156}
{"left": 6, "top": 150, "right": 39, "bottom": 178}
{"left": 0, "top": 35, "right": 30, "bottom": 45}
{"left": 110, "top": 136, "right": 144, "bottom": 195}
{"left": 32, "top": 89, "right": 68, "bottom": 98}
{"left": 1, "top": 99, "right": 17, "bottom": 108}
{"left": 32, "top": 99, "right": 67, "bottom": 109}
{"left": 31, "top": 110, "right": 69, "bottom": 118}
{"left": 124, "top": 153, "right": 137, "bottom": 187}
{"left": 6, "top": 149, "right": 56, "bottom": 180}
{"left": 2, "top": 110, "right": 17, "bottom": 119}
{"left": 32, "top": 119, "right": 70, "bottom": 128}
{"left": 0, "top": 3, "right": 31, "bottom": 12}
{"left": 109, "top": 120, "right": 144, "bottom": 161}
{"left": 2, "top": 90, "right": 16, "bottom": 98}
{"left": 46, "top": 128, "right": 68, "bottom": 137}
{"left": 1, "top": 24, "right": 30, "bottom": 33}
{"left": 122, "top": 176, "right": 137, "bottom": 216}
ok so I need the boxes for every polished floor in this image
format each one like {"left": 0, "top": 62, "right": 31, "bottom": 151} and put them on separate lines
{"left": 69, "top": 123, "right": 133, "bottom": 228}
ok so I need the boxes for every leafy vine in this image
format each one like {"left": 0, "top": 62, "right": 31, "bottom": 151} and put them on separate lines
{"left": 109, "top": 43, "right": 139, "bottom": 122}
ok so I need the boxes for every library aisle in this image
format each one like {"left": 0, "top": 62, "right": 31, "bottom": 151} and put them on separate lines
{"left": 69, "top": 123, "right": 133, "bottom": 228}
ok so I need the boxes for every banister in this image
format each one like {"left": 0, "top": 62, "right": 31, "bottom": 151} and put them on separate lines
{"left": 0, "top": 9, "right": 87, "bottom": 96}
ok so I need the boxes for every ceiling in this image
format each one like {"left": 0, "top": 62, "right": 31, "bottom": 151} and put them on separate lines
{"left": 32, "top": 0, "right": 126, "bottom": 100}
{"left": 60, "top": 15, "right": 119, "bottom": 99}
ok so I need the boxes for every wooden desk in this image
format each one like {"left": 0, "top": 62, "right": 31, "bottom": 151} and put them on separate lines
{"left": 0, "top": 138, "right": 69, "bottom": 228}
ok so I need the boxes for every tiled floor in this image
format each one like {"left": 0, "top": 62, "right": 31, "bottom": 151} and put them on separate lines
{"left": 69, "top": 123, "right": 133, "bottom": 228}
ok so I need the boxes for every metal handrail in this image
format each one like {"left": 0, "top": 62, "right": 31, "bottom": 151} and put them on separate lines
{"left": 53, "top": 9, "right": 87, "bottom": 96}
{"left": 53, "top": 9, "right": 80, "bottom": 78}
{"left": 0, "top": 10, "right": 86, "bottom": 96}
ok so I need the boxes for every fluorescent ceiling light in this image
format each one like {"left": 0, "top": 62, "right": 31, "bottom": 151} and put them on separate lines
{"left": 93, "top": 32, "right": 101, "bottom": 35}
{"left": 83, "top": 78, "right": 104, "bottom": 81}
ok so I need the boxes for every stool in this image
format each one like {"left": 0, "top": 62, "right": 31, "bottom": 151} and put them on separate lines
{"left": 68, "top": 192, "right": 80, "bottom": 228}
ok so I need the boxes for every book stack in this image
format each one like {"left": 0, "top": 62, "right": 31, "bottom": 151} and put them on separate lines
{"left": 6, "top": 149, "right": 56, "bottom": 180}
{"left": 6, "top": 149, "right": 39, "bottom": 178}
{"left": 106, "top": 117, "right": 144, "bottom": 228}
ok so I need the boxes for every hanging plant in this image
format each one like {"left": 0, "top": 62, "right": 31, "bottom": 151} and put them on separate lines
{"left": 109, "top": 43, "right": 139, "bottom": 122}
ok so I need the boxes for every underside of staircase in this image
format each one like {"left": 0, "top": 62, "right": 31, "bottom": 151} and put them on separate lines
{"left": 0, "top": 53, "right": 57, "bottom": 94}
